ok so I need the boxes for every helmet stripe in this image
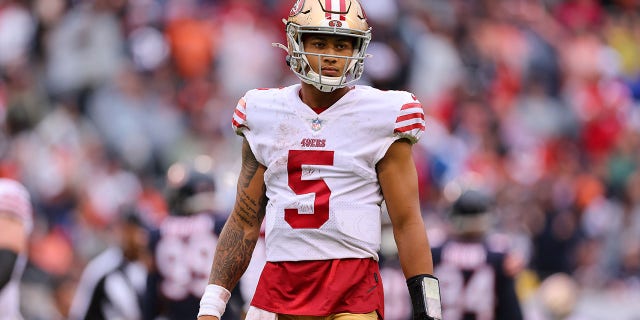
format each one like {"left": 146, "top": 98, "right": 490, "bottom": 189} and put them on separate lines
{"left": 325, "top": 0, "right": 347, "bottom": 21}
{"left": 325, "top": 0, "right": 332, "bottom": 20}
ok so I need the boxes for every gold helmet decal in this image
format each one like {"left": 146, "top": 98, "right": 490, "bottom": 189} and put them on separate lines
{"left": 274, "top": 0, "right": 372, "bottom": 92}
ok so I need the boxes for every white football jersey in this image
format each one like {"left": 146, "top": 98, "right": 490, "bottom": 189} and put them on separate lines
{"left": 0, "top": 178, "right": 33, "bottom": 319}
{"left": 232, "top": 84, "right": 425, "bottom": 262}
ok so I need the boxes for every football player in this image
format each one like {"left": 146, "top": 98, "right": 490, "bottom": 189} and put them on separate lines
{"left": 431, "top": 189, "right": 524, "bottom": 320}
{"left": 144, "top": 161, "right": 243, "bottom": 320}
{"left": 0, "top": 178, "right": 32, "bottom": 319}
{"left": 197, "top": 1, "right": 442, "bottom": 319}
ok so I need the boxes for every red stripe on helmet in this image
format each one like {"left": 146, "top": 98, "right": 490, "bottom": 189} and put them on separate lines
{"left": 325, "top": 0, "right": 332, "bottom": 20}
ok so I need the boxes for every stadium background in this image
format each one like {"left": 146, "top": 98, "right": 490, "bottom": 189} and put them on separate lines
{"left": 0, "top": 0, "right": 639, "bottom": 319}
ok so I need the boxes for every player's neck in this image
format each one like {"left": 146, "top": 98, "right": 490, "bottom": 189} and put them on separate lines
{"left": 299, "top": 82, "right": 352, "bottom": 110}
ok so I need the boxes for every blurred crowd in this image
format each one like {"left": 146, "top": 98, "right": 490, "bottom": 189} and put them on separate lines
{"left": 1, "top": 0, "right": 640, "bottom": 319}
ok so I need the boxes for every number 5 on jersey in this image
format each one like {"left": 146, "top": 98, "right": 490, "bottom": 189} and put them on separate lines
{"left": 286, "top": 150, "right": 334, "bottom": 229}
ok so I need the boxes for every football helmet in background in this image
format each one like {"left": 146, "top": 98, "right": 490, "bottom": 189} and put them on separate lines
{"left": 274, "top": 0, "right": 372, "bottom": 92}
{"left": 449, "top": 189, "right": 493, "bottom": 236}
{"left": 165, "top": 158, "right": 216, "bottom": 216}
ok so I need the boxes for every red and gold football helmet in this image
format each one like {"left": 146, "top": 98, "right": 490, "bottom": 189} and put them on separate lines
{"left": 274, "top": 0, "right": 372, "bottom": 92}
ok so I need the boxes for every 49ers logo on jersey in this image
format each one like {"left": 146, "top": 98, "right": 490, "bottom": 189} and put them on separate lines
{"left": 300, "top": 138, "right": 326, "bottom": 148}
{"left": 289, "top": 0, "right": 305, "bottom": 16}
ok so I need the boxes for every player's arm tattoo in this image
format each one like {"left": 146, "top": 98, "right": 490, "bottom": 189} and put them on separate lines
{"left": 238, "top": 139, "right": 260, "bottom": 189}
{"left": 209, "top": 139, "right": 267, "bottom": 288}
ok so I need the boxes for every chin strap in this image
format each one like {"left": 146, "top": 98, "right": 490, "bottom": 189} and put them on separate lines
{"left": 272, "top": 42, "right": 288, "bottom": 52}
{"left": 406, "top": 274, "right": 443, "bottom": 320}
{"left": 272, "top": 43, "right": 292, "bottom": 67}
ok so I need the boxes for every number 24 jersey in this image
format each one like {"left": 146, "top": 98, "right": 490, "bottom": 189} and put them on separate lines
{"left": 232, "top": 84, "right": 426, "bottom": 263}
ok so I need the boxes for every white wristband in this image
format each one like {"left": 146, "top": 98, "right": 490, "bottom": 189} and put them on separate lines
{"left": 198, "top": 284, "right": 231, "bottom": 318}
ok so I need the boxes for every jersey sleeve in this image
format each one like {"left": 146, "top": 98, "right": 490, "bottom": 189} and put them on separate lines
{"left": 393, "top": 97, "right": 426, "bottom": 144}
{"left": 0, "top": 179, "right": 33, "bottom": 230}
{"left": 231, "top": 96, "right": 249, "bottom": 136}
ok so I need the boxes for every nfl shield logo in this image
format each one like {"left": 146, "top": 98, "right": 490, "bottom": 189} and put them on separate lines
{"left": 311, "top": 118, "right": 323, "bottom": 131}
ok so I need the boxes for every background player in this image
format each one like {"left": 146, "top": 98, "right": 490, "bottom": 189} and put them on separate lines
{"left": 145, "top": 160, "right": 243, "bottom": 320}
{"left": 68, "top": 208, "right": 149, "bottom": 320}
{"left": 431, "top": 188, "right": 524, "bottom": 320}
{"left": 0, "top": 178, "right": 33, "bottom": 320}
{"left": 198, "top": 0, "right": 441, "bottom": 319}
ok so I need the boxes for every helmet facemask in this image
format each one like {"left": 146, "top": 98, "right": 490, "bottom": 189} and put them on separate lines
{"left": 285, "top": 23, "right": 371, "bottom": 92}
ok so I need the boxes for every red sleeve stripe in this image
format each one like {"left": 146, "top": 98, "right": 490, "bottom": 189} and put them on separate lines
{"left": 394, "top": 122, "right": 425, "bottom": 133}
{"left": 400, "top": 102, "right": 422, "bottom": 110}
{"left": 232, "top": 111, "right": 247, "bottom": 129}
{"left": 234, "top": 108, "right": 246, "bottom": 121}
{"left": 395, "top": 112, "right": 424, "bottom": 123}
{"left": 231, "top": 119, "right": 247, "bottom": 130}
{"left": 232, "top": 97, "right": 248, "bottom": 130}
